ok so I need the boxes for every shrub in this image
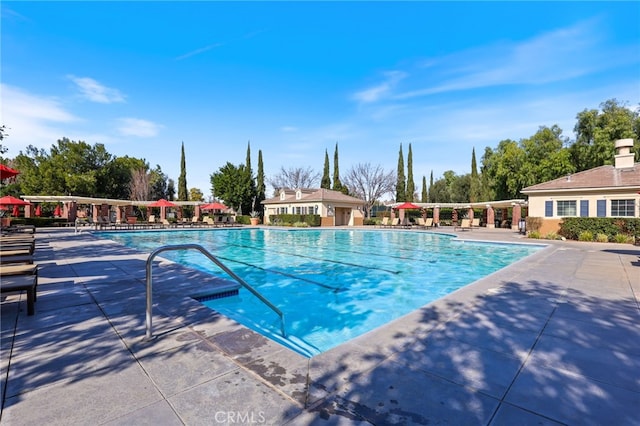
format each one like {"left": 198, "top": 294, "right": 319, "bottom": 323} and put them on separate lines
{"left": 559, "top": 217, "right": 640, "bottom": 242}
{"left": 614, "top": 233, "right": 632, "bottom": 244}
{"left": 544, "top": 232, "right": 559, "bottom": 240}
{"left": 595, "top": 233, "right": 609, "bottom": 243}
{"left": 528, "top": 230, "right": 541, "bottom": 239}
{"left": 269, "top": 214, "right": 321, "bottom": 227}
{"left": 363, "top": 218, "right": 378, "bottom": 226}
{"left": 578, "top": 231, "right": 593, "bottom": 241}
{"left": 293, "top": 221, "right": 309, "bottom": 228}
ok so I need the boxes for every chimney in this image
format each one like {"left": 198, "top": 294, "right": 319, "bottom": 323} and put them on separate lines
{"left": 614, "top": 139, "right": 634, "bottom": 169}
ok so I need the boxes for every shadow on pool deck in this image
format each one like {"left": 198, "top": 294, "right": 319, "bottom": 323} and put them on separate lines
{"left": 1, "top": 227, "right": 639, "bottom": 425}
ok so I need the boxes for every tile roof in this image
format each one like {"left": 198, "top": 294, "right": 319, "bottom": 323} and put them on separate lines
{"left": 522, "top": 163, "right": 640, "bottom": 192}
{"left": 262, "top": 188, "right": 364, "bottom": 205}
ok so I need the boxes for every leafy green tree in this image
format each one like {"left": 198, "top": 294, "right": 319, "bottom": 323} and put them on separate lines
{"left": 429, "top": 177, "right": 450, "bottom": 203}
{"left": 450, "top": 173, "right": 471, "bottom": 203}
{"left": 421, "top": 175, "right": 428, "bottom": 202}
{"left": 321, "top": 149, "right": 331, "bottom": 189}
{"left": 571, "top": 99, "right": 640, "bottom": 170}
{"left": 166, "top": 179, "right": 176, "bottom": 201}
{"left": 520, "top": 125, "right": 574, "bottom": 189}
{"left": 256, "top": 149, "right": 266, "bottom": 214}
{"left": 406, "top": 143, "right": 415, "bottom": 201}
{"left": 177, "top": 142, "right": 188, "bottom": 201}
{"left": 149, "top": 165, "right": 169, "bottom": 200}
{"left": 99, "top": 156, "right": 146, "bottom": 200}
{"left": 189, "top": 187, "right": 204, "bottom": 202}
{"left": 395, "top": 144, "right": 405, "bottom": 202}
{"left": 211, "top": 162, "right": 254, "bottom": 214}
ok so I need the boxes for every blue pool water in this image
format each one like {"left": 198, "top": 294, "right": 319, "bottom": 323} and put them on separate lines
{"left": 98, "top": 228, "right": 542, "bottom": 357}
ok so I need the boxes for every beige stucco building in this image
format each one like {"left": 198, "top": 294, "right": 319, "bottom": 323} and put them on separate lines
{"left": 262, "top": 188, "right": 365, "bottom": 226}
{"left": 522, "top": 138, "right": 640, "bottom": 234}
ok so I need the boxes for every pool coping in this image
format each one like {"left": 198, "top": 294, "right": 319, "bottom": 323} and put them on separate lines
{"left": 1, "top": 227, "right": 639, "bottom": 425}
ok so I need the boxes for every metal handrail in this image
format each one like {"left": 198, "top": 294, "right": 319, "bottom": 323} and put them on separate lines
{"left": 145, "top": 244, "right": 286, "bottom": 340}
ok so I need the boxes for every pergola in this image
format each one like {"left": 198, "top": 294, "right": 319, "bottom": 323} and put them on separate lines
{"left": 389, "top": 199, "right": 528, "bottom": 229}
{"left": 20, "top": 195, "right": 206, "bottom": 223}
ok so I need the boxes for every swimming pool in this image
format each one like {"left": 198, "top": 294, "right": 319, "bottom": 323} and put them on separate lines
{"left": 98, "top": 228, "right": 542, "bottom": 357}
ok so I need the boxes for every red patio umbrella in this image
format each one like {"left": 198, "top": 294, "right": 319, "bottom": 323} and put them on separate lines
{"left": 35, "top": 205, "right": 42, "bottom": 217}
{"left": 0, "top": 195, "right": 31, "bottom": 206}
{"left": 394, "top": 202, "right": 421, "bottom": 210}
{"left": 54, "top": 204, "right": 62, "bottom": 217}
{"left": 0, "top": 164, "right": 20, "bottom": 180}
{"left": 148, "top": 198, "right": 177, "bottom": 207}
{"left": 200, "top": 202, "right": 227, "bottom": 210}
{"left": 12, "top": 205, "right": 19, "bottom": 216}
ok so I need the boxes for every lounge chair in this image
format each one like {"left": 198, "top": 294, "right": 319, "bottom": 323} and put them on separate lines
{"left": 379, "top": 217, "right": 390, "bottom": 228}
{"left": 1, "top": 274, "right": 37, "bottom": 315}
{"left": 425, "top": 218, "right": 433, "bottom": 228}
{"left": 390, "top": 218, "right": 401, "bottom": 227}
{"left": 472, "top": 218, "right": 480, "bottom": 228}
{"left": 455, "top": 218, "right": 472, "bottom": 231}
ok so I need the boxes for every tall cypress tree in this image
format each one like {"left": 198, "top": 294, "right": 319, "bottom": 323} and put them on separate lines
{"left": 178, "top": 141, "right": 188, "bottom": 201}
{"left": 256, "top": 149, "right": 265, "bottom": 213}
{"left": 428, "top": 170, "right": 434, "bottom": 203}
{"left": 406, "top": 143, "right": 415, "bottom": 201}
{"left": 321, "top": 149, "right": 331, "bottom": 189}
{"left": 332, "top": 142, "right": 346, "bottom": 194}
{"left": 245, "top": 141, "right": 257, "bottom": 210}
{"left": 470, "top": 147, "right": 481, "bottom": 202}
{"left": 395, "top": 143, "right": 405, "bottom": 202}
{"left": 421, "top": 175, "right": 428, "bottom": 202}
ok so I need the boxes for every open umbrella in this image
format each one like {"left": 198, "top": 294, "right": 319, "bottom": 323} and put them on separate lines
{"left": 394, "top": 202, "right": 421, "bottom": 210}
{"left": 35, "top": 205, "right": 42, "bottom": 217}
{"left": 0, "top": 164, "right": 20, "bottom": 180}
{"left": 0, "top": 195, "right": 31, "bottom": 206}
{"left": 12, "top": 205, "right": 19, "bottom": 216}
{"left": 148, "top": 199, "right": 177, "bottom": 207}
{"left": 54, "top": 204, "right": 62, "bottom": 217}
{"left": 200, "top": 202, "right": 227, "bottom": 210}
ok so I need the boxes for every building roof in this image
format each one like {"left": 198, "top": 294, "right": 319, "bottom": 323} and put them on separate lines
{"left": 262, "top": 188, "right": 364, "bottom": 205}
{"left": 521, "top": 163, "right": 640, "bottom": 193}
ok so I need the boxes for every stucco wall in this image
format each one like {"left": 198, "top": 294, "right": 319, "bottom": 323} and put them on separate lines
{"left": 528, "top": 190, "right": 640, "bottom": 218}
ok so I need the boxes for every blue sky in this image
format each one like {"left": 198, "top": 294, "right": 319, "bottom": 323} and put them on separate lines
{"left": 2, "top": 1, "right": 639, "bottom": 199}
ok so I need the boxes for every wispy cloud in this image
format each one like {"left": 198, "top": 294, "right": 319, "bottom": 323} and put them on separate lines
{"left": 351, "top": 71, "right": 407, "bottom": 103}
{"left": 68, "top": 75, "right": 126, "bottom": 103}
{"left": 396, "top": 19, "right": 628, "bottom": 99}
{"left": 0, "top": 84, "right": 80, "bottom": 152}
{"left": 175, "top": 42, "right": 224, "bottom": 61}
{"left": 280, "top": 126, "right": 298, "bottom": 132}
{"left": 116, "top": 118, "right": 163, "bottom": 138}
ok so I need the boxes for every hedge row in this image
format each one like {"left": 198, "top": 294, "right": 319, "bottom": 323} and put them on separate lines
{"left": 558, "top": 217, "right": 640, "bottom": 241}
{"left": 269, "top": 214, "right": 321, "bottom": 227}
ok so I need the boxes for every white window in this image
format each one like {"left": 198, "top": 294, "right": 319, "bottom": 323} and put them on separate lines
{"left": 557, "top": 200, "right": 577, "bottom": 217}
{"left": 611, "top": 199, "right": 635, "bottom": 217}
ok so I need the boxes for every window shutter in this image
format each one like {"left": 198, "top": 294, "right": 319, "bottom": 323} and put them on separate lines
{"left": 580, "top": 200, "right": 589, "bottom": 217}
{"left": 596, "top": 200, "right": 606, "bottom": 217}
{"left": 545, "top": 201, "right": 553, "bottom": 217}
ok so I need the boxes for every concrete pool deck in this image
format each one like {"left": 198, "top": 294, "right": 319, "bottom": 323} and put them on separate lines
{"left": 1, "top": 227, "right": 639, "bottom": 425}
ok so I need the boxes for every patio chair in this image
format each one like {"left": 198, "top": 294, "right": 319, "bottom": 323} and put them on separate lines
{"left": 455, "top": 219, "right": 472, "bottom": 231}
{"left": 379, "top": 217, "right": 390, "bottom": 228}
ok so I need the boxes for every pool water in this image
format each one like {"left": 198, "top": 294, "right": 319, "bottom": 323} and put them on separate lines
{"left": 98, "top": 228, "right": 542, "bottom": 357}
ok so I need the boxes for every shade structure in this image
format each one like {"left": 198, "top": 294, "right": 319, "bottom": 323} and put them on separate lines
{"left": 148, "top": 198, "right": 177, "bottom": 208}
{"left": 12, "top": 205, "right": 19, "bottom": 216}
{"left": 395, "top": 202, "right": 421, "bottom": 210}
{"left": 35, "top": 205, "right": 42, "bottom": 217}
{"left": 54, "top": 204, "right": 62, "bottom": 217}
{"left": 200, "top": 202, "right": 227, "bottom": 210}
{"left": 0, "top": 195, "right": 31, "bottom": 206}
{"left": 0, "top": 164, "right": 20, "bottom": 180}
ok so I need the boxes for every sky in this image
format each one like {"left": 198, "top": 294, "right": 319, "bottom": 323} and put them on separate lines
{"left": 2, "top": 1, "right": 639, "bottom": 200}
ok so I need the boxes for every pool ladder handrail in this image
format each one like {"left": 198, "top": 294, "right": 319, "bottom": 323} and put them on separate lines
{"left": 145, "top": 243, "right": 286, "bottom": 340}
